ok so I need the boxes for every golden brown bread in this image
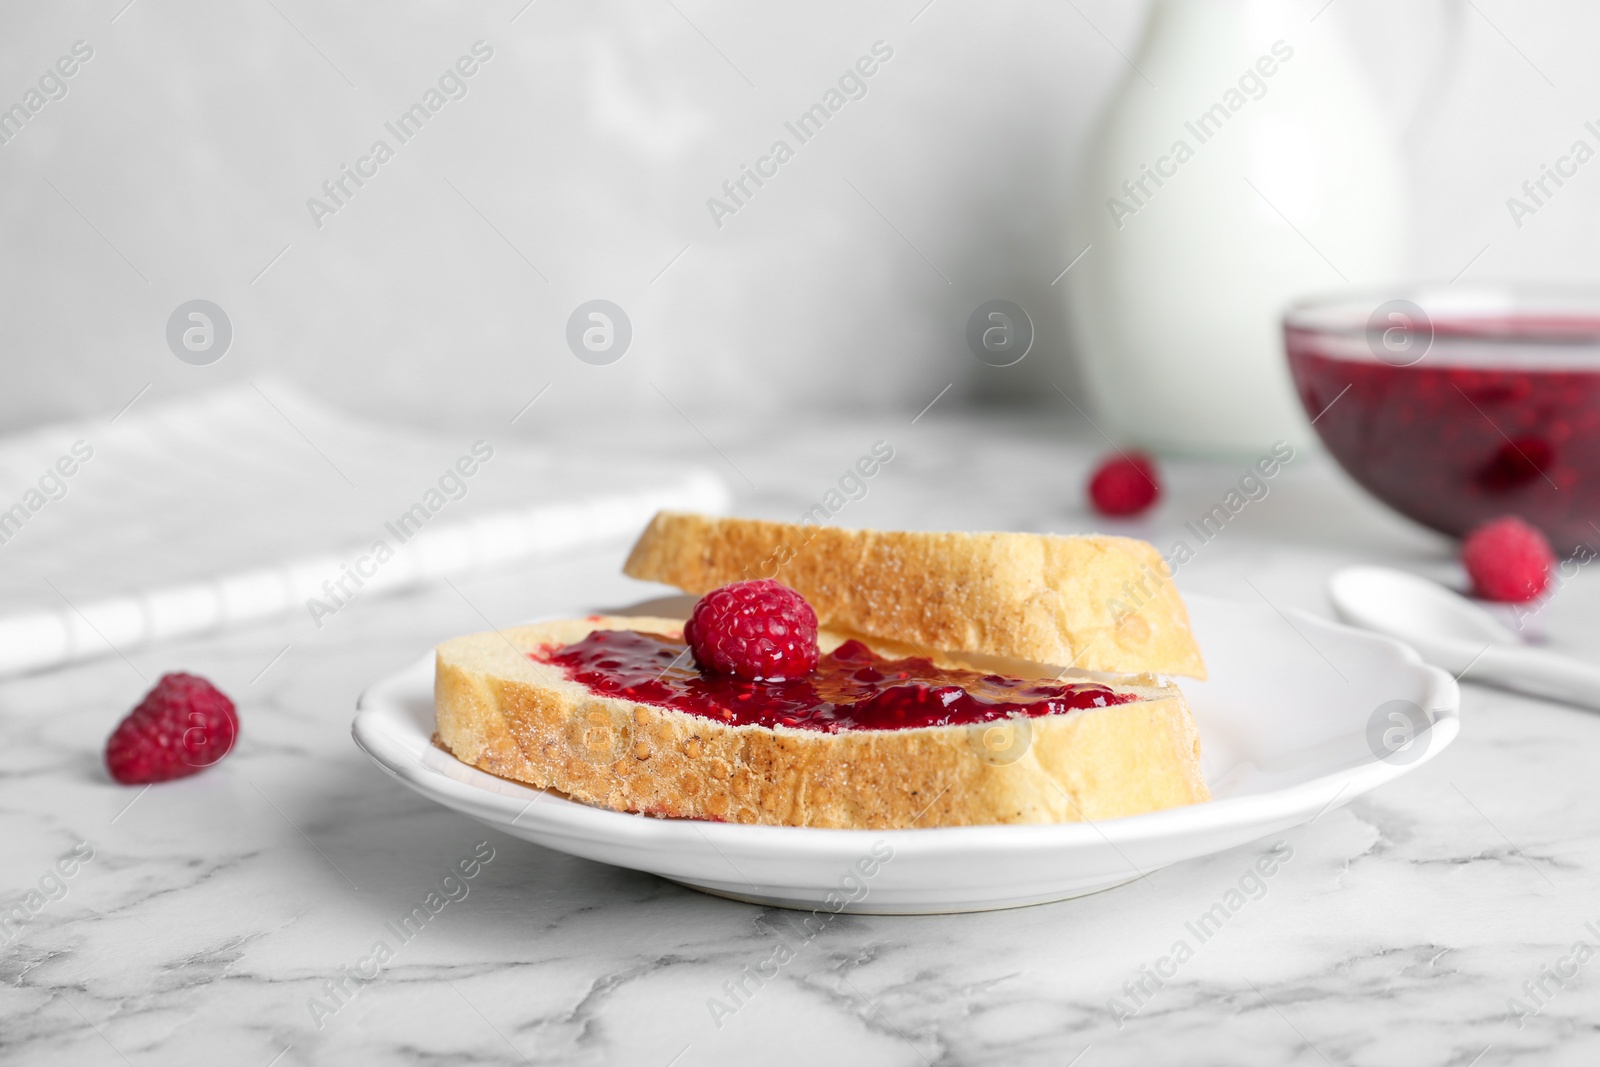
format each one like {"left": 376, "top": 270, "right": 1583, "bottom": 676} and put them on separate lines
{"left": 622, "top": 511, "right": 1206, "bottom": 679}
{"left": 434, "top": 616, "right": 1211, "bottom": 829}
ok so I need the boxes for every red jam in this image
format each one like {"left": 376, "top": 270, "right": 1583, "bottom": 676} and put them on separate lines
{"left": 1287, "top": 316, "right": 1600, "bottom": 553}
{"left": 539, "top": 629, "right": 1135, "bottom": 732}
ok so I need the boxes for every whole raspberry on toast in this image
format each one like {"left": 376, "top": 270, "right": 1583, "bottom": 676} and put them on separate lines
{"left": 433, "top": 513, "right": 1210, "bottom": 829}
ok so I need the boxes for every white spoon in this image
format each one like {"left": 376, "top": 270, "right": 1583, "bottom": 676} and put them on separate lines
{"left": 1328, "top": 565, "right": 1600, "bottom": 711}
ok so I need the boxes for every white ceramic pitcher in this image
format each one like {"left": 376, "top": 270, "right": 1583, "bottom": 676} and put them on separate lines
{"left": 1065, "top": 0, "right": 1409, "bottom": 455}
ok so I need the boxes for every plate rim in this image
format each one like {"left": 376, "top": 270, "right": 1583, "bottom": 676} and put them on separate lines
{"left": 351, "top": 593, "right": 1461, "bottom": 852}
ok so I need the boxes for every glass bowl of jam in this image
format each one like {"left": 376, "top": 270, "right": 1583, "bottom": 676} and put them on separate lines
{"left": 1285, "top": 287, "right": 1600, "bottom": 554}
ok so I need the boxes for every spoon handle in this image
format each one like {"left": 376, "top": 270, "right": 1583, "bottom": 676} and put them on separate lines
{"left": 1470, "top": 645, "right": 1600, "bottom": 711}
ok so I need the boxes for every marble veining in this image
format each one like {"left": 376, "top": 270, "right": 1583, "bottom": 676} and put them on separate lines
{"left": 5, "top": 411, "right": 1600, "bottom": 1065}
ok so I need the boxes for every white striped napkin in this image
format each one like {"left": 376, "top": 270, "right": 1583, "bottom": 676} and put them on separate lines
{"left": 0, "top": 382, "right": 728, "bottom": 675}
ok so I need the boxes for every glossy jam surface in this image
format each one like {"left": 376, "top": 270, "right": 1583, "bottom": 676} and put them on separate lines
{"left": 1287, "top": 318, "right": 1600, "bottom": 553}
{"left": 540, "top": 629, "right": 1135, "bottom": 732}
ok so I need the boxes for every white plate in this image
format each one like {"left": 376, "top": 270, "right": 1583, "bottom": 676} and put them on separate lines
{"left": 351, "top": 594, "right": 1459, "bottom": 914}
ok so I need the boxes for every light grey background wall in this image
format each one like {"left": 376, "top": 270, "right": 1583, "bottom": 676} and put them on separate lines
{"left": 0, "top": 0, "right": 1594, "bottom": 433}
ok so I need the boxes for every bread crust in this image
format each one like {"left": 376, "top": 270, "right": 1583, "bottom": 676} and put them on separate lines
{"left": 621, "top": 512, "right": 1206, "bottom": 679}
{"left": 434, "top": 616, "right": 1211, "bottom": 829}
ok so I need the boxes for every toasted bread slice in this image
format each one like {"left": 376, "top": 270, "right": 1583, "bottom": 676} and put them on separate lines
{"left": 622, "top": 512, "right": 1206, "bottom": 679}
{"left": 434, "top": 616, "right": 1210, "bottom": 829}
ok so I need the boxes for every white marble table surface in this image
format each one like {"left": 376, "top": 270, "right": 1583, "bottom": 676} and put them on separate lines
{"left": 5, "top": 409, "right": 1600, "bottom": 1066}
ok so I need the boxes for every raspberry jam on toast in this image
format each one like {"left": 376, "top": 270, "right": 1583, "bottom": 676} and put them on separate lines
{"left": 539, "top": 629, "right": 1135, "bottom": 733}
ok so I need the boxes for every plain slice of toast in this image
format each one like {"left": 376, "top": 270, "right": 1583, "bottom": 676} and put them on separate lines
{"left": 622, "top": 512, "right": 1206, "bottom": 680}
{"left": 434, "top": 616, "right": 1211, "bottom": 829}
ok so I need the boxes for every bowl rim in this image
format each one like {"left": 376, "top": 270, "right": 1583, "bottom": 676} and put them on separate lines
{"left": 1285, "top": 284, "right": 1600, "bottom": 375}
{"left": 1284, "top": 283, "right": 1600, "bottom": 348}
